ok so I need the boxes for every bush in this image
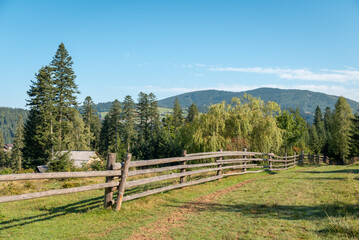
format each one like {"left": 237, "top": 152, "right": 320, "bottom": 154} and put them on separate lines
{"left": 0, "top": 168, "right": 13, "bottom": 175}
{"left": 48, "top": 151, "right": 74, "bottom": 172}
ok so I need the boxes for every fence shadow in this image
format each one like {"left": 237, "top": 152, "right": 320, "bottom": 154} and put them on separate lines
{"left": 168, "top": 201, "right": 359, "bottom": 221}
{"left": 302, "top": 169, "right": 359, "bottom": 174}
{"left": 0, "top": 195, "right": 103, "bottom": 231}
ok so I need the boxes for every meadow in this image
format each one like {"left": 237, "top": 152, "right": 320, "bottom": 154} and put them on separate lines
{"left": 1, "top": 163, "right": 358, "bottom": 239}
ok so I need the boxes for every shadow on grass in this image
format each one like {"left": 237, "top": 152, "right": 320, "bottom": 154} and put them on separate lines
{"left": 167, "top": 201, "right": 359, "bottom": 221}
{"left": 0, "top": 195, "right": 103, "bottom": 231}
{"left": 302, "top": 169, "right": 359, "bottom": 174}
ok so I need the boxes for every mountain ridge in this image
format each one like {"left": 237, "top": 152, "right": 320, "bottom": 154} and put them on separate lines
{"left": 157, "top": 87, "right": 359, "bottom": 115}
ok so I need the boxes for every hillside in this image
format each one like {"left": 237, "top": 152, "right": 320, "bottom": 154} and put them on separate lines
{"left": 0, "top": 107, "right": 29, "bottom": 144}
{"left": 158, "top": 88, "right": 359, "bottom": 116}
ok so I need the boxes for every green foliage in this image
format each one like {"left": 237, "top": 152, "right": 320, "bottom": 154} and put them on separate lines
{"left": 82, "top": 96, "right": 101, "bottom": 150}
{"left": 277, "top": 108, "right": 308, "bottom": 154}
{"left": 180, "top": 94, "right": 283, "bottom": 153}
{"left": 0, "top": 167, "right": 13, "bottom": 175}
{"left": 50, "top": 42, "right": 80, "bottom": 151}
{"left": 172, "top": 97, "right": 183, "bottom": 129}
{"left": 350, "top": 114, "right": 359, "bottom": 157}
{"left": 186, "top": 103, "right": 199, "bottom": 123}
{"left": 330, "top": 97, "right": 353, "bottom": 164}
{"left": 121, "top": 95, "right": 136, "bottom": 152}
{"left": 11, "top": 115, "right": 24, "bottom": 170}
{"left": 0, "top": 107, "right": 28, "bottom": 144}
{"left": 22, "top": 43, "right": 87, "bottom": 169}
{"left": 23, "top": 66, "right": 56, "bottom": 168}
{"left": 64, "top": 110, "right": 91, "bottom": 151}
{"left": 48, "top": 151, "right": 74, "bottom": 172}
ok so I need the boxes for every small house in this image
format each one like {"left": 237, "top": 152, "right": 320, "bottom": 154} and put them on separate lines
{"left": 60, "top": 151, "right": 102, "bottom": 168}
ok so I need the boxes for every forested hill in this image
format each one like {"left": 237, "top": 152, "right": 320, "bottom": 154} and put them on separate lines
{"left": 0, "top": 107, "right": 29, "bottom": 144}
{"left": 157, "top": 88, "right": 359, "bottom": 114}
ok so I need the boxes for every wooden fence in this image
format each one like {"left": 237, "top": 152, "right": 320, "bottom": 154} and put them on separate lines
{"left": 0, "top": 150, "right": 325, "bottom": 211}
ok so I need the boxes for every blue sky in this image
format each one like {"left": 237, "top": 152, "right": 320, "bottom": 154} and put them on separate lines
{"left": 1, "top": 0, "right": 359, "bottom": 108}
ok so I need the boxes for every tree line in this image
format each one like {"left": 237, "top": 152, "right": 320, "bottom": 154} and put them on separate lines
{"left": 1, "top": 43, "right": 358, "bottom": 172}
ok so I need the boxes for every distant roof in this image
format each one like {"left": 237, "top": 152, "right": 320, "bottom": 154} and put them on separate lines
{"left": 60, "top": 151, "right": 100, "bottom": 167}
{"left": 4, "top": 144, "right": 13, "bottom": 149}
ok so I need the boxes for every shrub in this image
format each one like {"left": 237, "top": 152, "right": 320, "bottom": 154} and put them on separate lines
{"left": 0, "top": 168, "right": 13, "bottom": 175}
{"left": 48, "top": 151, "right": 74, "bottom": 172}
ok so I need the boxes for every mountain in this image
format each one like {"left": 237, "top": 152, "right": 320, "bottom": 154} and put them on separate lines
{"left": 157, "top": 88, "right": 359, "bottom": 120}
{"left": 0, "top": 107, "right": 29, "bottom": 144}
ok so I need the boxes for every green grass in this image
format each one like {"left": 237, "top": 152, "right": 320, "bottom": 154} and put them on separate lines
{"left": 1, "top": 164, "right": 359, "bottom": 239}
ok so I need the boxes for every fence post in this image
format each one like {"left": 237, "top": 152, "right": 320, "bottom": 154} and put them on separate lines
{"left": 180, "top": 150, "right": 187, "bottom": 183}
{"left": 285, "top": 152, "right": 288, "bottom": 169}
{"left": 300, "top": 151, "right": 304, "bottom": 165}
{"left": 104, "top": 153, "right": 116, "bottom": 209}
{"left": 243, "top": 148, "right": 247, "bottom": 173}
{"left": 115, "top": 153, "right": 132, "bottom": 211}
{"left": 217, "top": 149, "right": 223, "bottom": 176}
{"left": 269, "top": 154, "right": 272, "bottom": 170}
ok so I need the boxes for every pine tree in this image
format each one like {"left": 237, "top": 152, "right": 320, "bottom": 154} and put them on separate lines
{"left": 330, "top": 97, "right": 353, "bottom": 164}
{"left": 0, "top": 130, "right": 4, "bottom": 147}
{"left": 82, "top": 96, "right": 101, "bottom": 150}
{"left": 172, "top": 98, "right": 183, "bottom": 129}
{"left": 349, "top": 113, "right": 359, "bottom": 157}
{"left": 186, "top": 103, "right": 199, "bottom": 123}
{"left": 322, "top": 107, "right": 332, "bottom": 158}
{"left": 313, "top": 106, "right": 325, "bottom": 153}
{"left": 65, "top": 110, "right": 91, "bottom": 151}
{"left": 0, "top": 130, "right": 7, "bottom": 168}
{"left": 135, "top": 92, "right": 160, "bottom": 159}
{"left": 50, "top": 42, "right": 79, "bottom": 150}
{"left": 121, "top": 95, "right": 136, "bottom": 152}
{"left": 137, "top": 92, "right": 160, "bottom": 142}
{"left": 11, "top": 115, "right": 24, "bottom": 171}
{"left": 108, "top": 100, "right": 122, "bottom": 153}
{"left": 99, "top": 114, "right": 111, "bottom": 155}
{"left": 23, "top": 66, "right": 56, "bottom": 168}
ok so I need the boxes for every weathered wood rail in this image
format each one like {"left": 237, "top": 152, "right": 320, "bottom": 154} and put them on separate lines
{"left": 0, "top": 150, "right": 325, "bottom": 211}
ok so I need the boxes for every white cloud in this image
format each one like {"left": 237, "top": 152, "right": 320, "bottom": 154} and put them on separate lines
{"left": 209, "top": 67, "right": 359, "bottom": 83}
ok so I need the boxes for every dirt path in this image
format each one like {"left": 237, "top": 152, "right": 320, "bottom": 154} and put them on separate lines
{"left": 127, "top": 177, "right": 264, "bottom": 240}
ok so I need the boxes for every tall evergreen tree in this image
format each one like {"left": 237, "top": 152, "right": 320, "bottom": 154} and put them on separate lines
{"left": 121, "top": 95, "right": 136, "bottom": 152}
{"left": 313, "top": 106, "right": 325, "bottom": 154}
{"left": 99, "top": 100, "right": 123, "bottom": 157}
{"left": 349, "top": 113, "right": 359, "bottom": 157}
{"left": 82, "top": 96, "right": 101, "bottom": 150}
{"left": 186, "top": 103, "right": 199, "bottom": 123}
{"left": 0, "top": 130, "right": 3, "bottom": 147}
{"left": 137, "top": 92, "right": 160, "bottom": 142}
{"left": 50, "top": 42, "right": 79, "bottom": 150}
{"left": 99, "top": 114, "right": 111, "bottom": 155}
{"left": 23, "top": 66, "right": 56, "bottom": 167}
{"left": 172, "top": 98, "right": 183, "bottom": 129}
{"left": 11, "top": 115, "right": 24, "bottom": 171}
{"left": 330, "top": 97, "right": 353, "bottom": 164}
{"left": 322, "top": 107, "right": 332, "bottom": 158}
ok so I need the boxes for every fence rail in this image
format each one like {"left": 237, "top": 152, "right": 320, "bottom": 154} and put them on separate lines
{"left": 0, "top": 150, "right": 326, "bottom": 211}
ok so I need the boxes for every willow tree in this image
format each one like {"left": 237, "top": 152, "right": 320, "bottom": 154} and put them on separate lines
{"left": 181, "top": 94, "right": 282, "bottom": 153}
{"left": 182, "top": 102, "right": 229, "bottom": 153}
{"left": 229, "top": 95, "right": 282, "bottom": 153}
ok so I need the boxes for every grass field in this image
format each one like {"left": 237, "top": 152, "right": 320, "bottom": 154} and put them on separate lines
{"left": 1, "top": 164, "right": 359, "bottom": 239}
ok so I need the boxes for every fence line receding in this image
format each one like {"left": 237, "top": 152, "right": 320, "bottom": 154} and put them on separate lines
{"left": 0, "top": 150, "right": 326, "bottom": 211}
